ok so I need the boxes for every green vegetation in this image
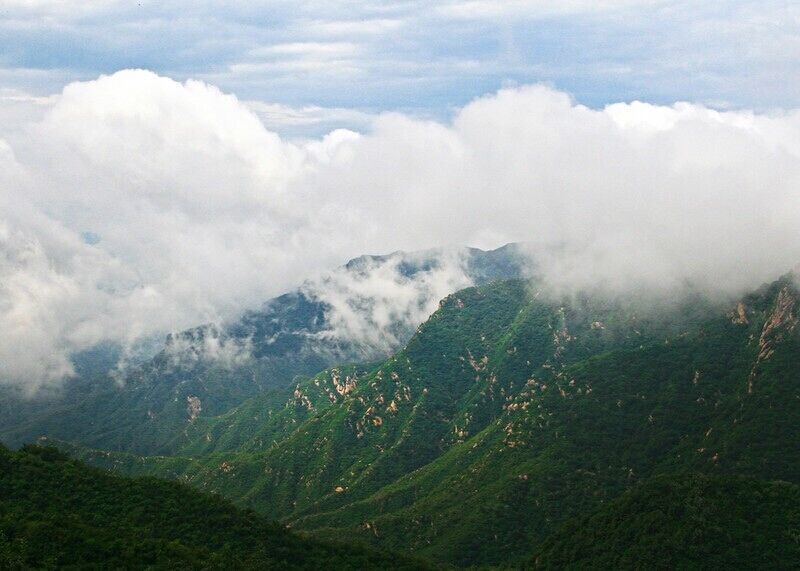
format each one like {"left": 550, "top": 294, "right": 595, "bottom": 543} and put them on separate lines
{"left": 11, "top": 269, "right": 800, "bottom": 568}
{"left": 530, "top": 474, "right": 800, "bottom": 569}
{"left": 0, "top": 444, "right": 432, "bottom": 569}
{"left": 0, "top": 244, "right": 527, "bottom": 456}
{"left": 53, "top": 275, "right": 800, "bottom": 567}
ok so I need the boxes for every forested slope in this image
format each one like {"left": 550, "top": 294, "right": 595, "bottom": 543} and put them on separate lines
{"left": 0, "top": 444, "right": 432, "bottom": 569}
{"left": 61, "top": 274, "right": 800, "bottom": 566}
{"left": 530, "top": 474, "right": 800, "bottom": 569}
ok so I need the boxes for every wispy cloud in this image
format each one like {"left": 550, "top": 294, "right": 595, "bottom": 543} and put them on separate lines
{"left": 245, "top": 100, "right": 374, "bottom": 135}
{"left": 250, "top": 41, "right": 361, "bottom": 57}
{"left": 0, "top": 1, "right": 798, "bottom": 118}
{"left": 436, "top": 0, "right": 663, "bottom": 20}
{"left": 303, "top": 18, "right": 405, "bottom": 36}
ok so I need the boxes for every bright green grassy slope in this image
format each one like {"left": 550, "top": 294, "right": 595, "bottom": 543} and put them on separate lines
{"left": 65, "top": 276, "right": 800, "bottom": 566}
{"left": 529, "top": 474, "right": 800, "bottom": 570}
{"left": 0, "top": 444, "right": 434, "bottom": 570}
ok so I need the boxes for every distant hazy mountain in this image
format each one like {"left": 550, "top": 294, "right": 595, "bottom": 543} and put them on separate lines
{"left": 0, "top": 244, "right": 529, "bottom": 453}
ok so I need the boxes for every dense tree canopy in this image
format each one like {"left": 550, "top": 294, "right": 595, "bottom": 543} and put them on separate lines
{"left": 0, "top": 444, "right": 432, "bottom": 569}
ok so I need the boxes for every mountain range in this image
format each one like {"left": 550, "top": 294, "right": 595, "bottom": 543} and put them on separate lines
{"left": 0, "top": 244, "right": 528, "bottom": 454}
{"left": 20, "top": 257, "right": 799, "bottom": 567}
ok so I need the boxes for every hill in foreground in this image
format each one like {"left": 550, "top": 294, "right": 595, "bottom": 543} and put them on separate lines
{"left": 0, "top": 444, "right": 432, "bottom": 570}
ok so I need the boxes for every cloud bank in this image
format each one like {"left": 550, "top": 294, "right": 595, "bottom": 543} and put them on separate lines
{"left": 2, "top": 69, "right": 800, "bottom": 391}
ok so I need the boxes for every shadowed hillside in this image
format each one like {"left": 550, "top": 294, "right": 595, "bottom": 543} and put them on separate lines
{"left": 530, "top": 474, "right": 800, "bottom": 569}
{"left": 0, "top": 444, "right": 433, "bottom": 570}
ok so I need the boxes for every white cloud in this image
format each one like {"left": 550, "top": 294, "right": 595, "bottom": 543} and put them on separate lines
{"left": 2, "top": 1, "right": 799, "bottom": 115}
{"left": 161, "top": 324, "right": 253, "bottom": 371}
{"left": 0, "top": 222, "right": 77, "bottom": 391}
{"left": 251, "top": 42, "right": 361, "bottom": 58}
{"left": 302, "top": 249, "right": 473, "bottom": 354}
{"left": 0, "top": 70, "right": 343, "bottom": 392}
{"left": 2, "top": 70, "right": 800, "bottom": 391}
{"left": 244, "top": 101, "right": 374, "bottom": 137}
{"left": 311, "top": 85, "right": 800, "bottom": 294}
{"left": 437, "top": 0, "right": 662, "bottom": 20}
{"left": 0, "top": 0, "right": 120, "bottom": 16}
{"left": 304, "top": 18, "right": 404, "bottom": 36}
{"left": 232, "top": 42, "right": 364, "bottom": 79}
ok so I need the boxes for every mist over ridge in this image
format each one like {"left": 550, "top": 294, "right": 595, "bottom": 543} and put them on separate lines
{"left": 2, "top": 69, "right": 800, "bottom": 390}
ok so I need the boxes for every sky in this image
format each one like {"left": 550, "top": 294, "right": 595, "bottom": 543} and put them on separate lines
{"left": 1, "top": 1, "right": 800, "bottom": 392}
{"left": 1, "top": 1, "right": 799, "bottom": 134}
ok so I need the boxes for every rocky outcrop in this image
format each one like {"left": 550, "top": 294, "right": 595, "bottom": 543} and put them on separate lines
{"left": 748, "top": 287, "right": 798, "bottom": 394}
{"left": 186, "top": 396, "right": 202, "bottom": 422}
{"left": 331, "top": 369, "right": 358, "bottom": 396}
{"left": 731, "top": 302, "right": 749, "bottom": 325}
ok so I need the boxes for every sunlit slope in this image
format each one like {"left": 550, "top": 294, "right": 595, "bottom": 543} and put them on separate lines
{"left": 65, "top": 275, "right": 800, "bottom": 565}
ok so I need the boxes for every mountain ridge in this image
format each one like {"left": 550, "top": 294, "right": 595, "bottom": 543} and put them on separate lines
{"left": 52, "top": 272, "right": 800, "bottom": 565}
{"left": 0, "top": 243, "right": 530, "bottom": 454}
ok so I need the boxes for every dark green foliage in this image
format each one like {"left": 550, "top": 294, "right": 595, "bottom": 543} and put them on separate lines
{"left": 0, "top": 444, "right": 433, "bottom": 569}
{"left": 530, "top": 474, "right": 800, "bottom": 569}
{"left": 16, "top": 272, "right": 800, "bottom": 567}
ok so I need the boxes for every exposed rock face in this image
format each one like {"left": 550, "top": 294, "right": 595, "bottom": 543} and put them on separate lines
{"left": 293, "top": 386, "right": 314, "bottom": 411}
{"left": 331, "top": 369, "right": 358, "bottom": 396}
{"left": 731, "top": 302, "right": 749, "bottom": 325}
{"left": 748, "top": 287, "right": 798, "bottom": 394}
{"left": 467, "top": 350, "right": 489, "bottom": 372}
{"left": 186, "top": 396, "right": 202, "bottom": 422}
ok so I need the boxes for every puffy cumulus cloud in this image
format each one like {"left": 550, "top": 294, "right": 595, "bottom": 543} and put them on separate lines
{"left": 0, "top": 223, "right": 76, "bottom": 390}
{"left": 2, "top": 69, "right": 800, "bottom": 391}
{"left": 0, "top": 70, "right": 353, "bottom": 392}
{"left": 312, "top": 85, "right": 800, "bottom": 294}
